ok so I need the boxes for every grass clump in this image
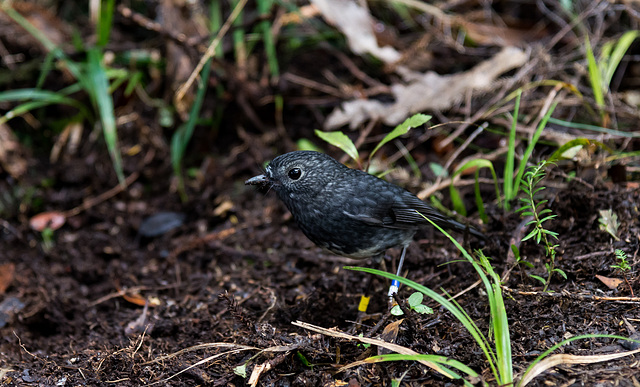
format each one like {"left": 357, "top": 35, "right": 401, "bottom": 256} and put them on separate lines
{"left": 348, "top": 218, "right": 637, "bottom": 385}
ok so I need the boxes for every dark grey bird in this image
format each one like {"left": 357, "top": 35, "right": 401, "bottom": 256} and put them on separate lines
{"left": 245, "top": 150, "right": 484, "bottom": 295}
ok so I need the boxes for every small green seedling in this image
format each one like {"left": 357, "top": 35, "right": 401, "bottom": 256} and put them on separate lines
{"left": 517, "top": 161, "right": 566, "bottom": 291}
{"left": 611, "top": 249, "right": 630, "bottom": 272}
{"left": 357, "top": 333, "right": 371, "bottom": 349}
{"left": 41, "top": 227, "right": 55, "bottom": 252}
{"left": 295, "top": 351, "right": 314, "bottom": 369}
{"left": 233, "top": 362, "right": 247, "bottom": 378}
{"left": 429, "top": 162, "right": 449, "bottom": 178}
{"left": 511, "top": 244, "right": 534, "bottom": 270}
{"left": 390, "top": 292, "right": 433, "bottom": 316}
{"left": 315, "top": 113, "right": 431, "bottom": 172}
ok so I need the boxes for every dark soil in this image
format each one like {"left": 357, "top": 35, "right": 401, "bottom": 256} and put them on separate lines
{"left": 1, "top": 142, "right": 639, "bottom": 386}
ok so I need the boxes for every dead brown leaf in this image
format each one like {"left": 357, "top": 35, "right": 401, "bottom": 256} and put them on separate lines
{"left": 0, "top": 263, "right": 15, "bottom": 295}
{"left": 459, "top": 20, "right": 547, "bottom": 47}
{"left": 29, "top": 211, "right": 66, "bottom": 232}
{"left": 325, "top": 46, "right": 528, "bottom": 129}
{"left": 595, "top": 274, "right": 624, "bottom": 290}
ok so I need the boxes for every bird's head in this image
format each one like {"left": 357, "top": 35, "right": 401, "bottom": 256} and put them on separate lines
{"left": 245, "top": 151, "right": 344, "bottom": 201}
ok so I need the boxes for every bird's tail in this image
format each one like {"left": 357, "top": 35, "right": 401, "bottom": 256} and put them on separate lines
{"left": 435, "top": 217, "right": 486, "bottom": 241}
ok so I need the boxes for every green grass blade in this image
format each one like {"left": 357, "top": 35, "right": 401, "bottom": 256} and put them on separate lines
{"left": 585, "top": 36, "right": 604, "bottom": 110}
{"left": 451, "top": 158, "right": 500, "bottom": 218}
{"left": 124, "top": 71, "right": 143, "bottom": 97}
{"left": 445, "top": 290, "right": 500, "bottom": 369}
{"left": 504, "top": 89, "right": 521, "bottom": 208}
{"left": 171, "top": 57, "right": 213, "bottom": 201}
{"left": 474, "top": 170, "right": 487, "bottom": 224}
{"left": 1, "top": 100, "right": 73, "bottom": 126}
{"left": 232, "top": 0, "right": 246, "bottom": 65}
{"left": 0, "top": 89, "right": 87, "bottom": 110}
{"left": 97, "top": 0, "right": 116, "bottom": 46}
{"left": 2, "top": 5, "right": 57, "bottom": 52}
{"left": 87, "top": 48, "right": 124, "bottom": 184}
{"left": 365, "top": 353, "right": 479, "bottom": 380}
{"left": 106, "top": 68, "right": 131, "bottom": 93}
{"left": 1, "top": 5, "right": 83, "bottom": 80}
{"left": 416, "top": 215, "right": 512, "bottom": 383}
{"left": 479, "top": 251, "right": 512, "bottom": 382}
{"left": 512, "top": 102, "right": 557, "bottom": 197}
{"left": 211, "top": 1, "right": 224, "bottom": 57}
{"left": 448, "top": 184, "right": 467, "bottom": 216}
{"left": 398, "top": 141, "right": 421, "bottom": 179}
{"left": 347, "top": 265, "right": 501, "bottom": 383}
{"left": 258, "top": 0, "right": 279, "bottom": 78}
{"left": 602, "top": 30, "right": 639, "bottom": 87}
{"left": 36, "top": 51, "right": 57, "bottom": 89}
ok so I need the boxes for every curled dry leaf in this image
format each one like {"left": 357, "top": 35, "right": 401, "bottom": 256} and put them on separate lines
{"left": 325, "top": 46, "right": 528, "bottom": 129}
{"left": 29, "top": 211, "right": 66, "bottom": 231}
{"left": 310, "top": 0, "right": 401, "bottom": 64}
{"left": 459, "top": 20, "right": 548, "bottom": 47}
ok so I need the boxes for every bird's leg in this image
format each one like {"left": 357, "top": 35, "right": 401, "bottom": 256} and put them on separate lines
{"left": 387, "top": 245, "right": 407, "bottom": 298}
{"left": 354, "top": 248, "right": 407, "bottom": 330}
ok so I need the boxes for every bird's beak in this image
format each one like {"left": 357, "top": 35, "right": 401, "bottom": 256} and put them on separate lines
{"left": 245, "top": 174, "right": 269, "bottom": 186}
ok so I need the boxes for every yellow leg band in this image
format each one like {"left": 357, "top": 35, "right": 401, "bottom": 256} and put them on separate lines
{"left": 358, "top": 295, "right": 371, "bottom": 313}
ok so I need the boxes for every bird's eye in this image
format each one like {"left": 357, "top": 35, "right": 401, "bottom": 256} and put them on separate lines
{"left": 288, "top": 168, "right": 302, "bottom": 180}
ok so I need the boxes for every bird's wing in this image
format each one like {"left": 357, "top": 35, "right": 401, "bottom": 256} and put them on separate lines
{"left": 337, "top": 173, "right": 402, "bottom": 227}
{"left": 337, "top": 172, "right": 434, "bottom": 230}
{"left": 337, "top": 171, "right": 484, "bottom": 237}
{"left": 341, "top": 194, "right": 438, "bottom": 230}
{"left": 394, "top": 193, "right": 486, "bottom": 239}
{"left": 392, "top": 194, "right": 459, "bottom": 229}
{"left": 343, "top": 188, "right": 470, "bottom": 231}
{"left": 339, "top": 193, "right": 397, "bottom": 226}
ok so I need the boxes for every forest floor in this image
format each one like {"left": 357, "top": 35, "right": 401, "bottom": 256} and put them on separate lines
{"left": 1, "top": 1, "right": 640, "bottom": 386}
